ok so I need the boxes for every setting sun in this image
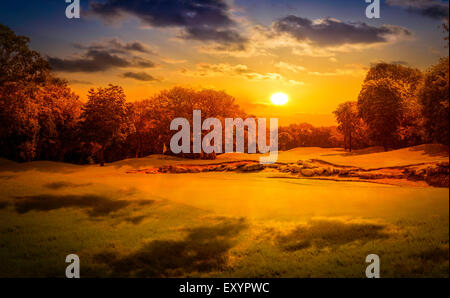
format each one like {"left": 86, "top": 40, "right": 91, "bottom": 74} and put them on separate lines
{"left": 271, "top": 92, "right": 289, "bottom": 105}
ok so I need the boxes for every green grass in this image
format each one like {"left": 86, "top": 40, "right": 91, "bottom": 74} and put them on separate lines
{"left": 0, "top": 157, "right": 448, "bottom": 278}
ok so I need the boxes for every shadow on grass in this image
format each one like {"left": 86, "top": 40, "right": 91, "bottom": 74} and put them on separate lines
{"left": 401, "top": 247, "right": 450, "bottom": 276}
{"left": 0, "top": 159, "right": 80, "bottom": 174}
{"left": 12, "top": 194, "right": 153, "bottom": 217}
{"left": 408, "top": 144, "right": 449, "bottom": 157}
{"left": 322, "top": 147, "right": 385, "bottom": 157}
{"left": 44, "top": 182, "right": 92, "bottom": 190}
{"left": 414, "top": 247, "right": 449, "bottom": 263}
{"left": 124, "top": 215, "right": 147, "bottom": 225}
{"left": 277, "top": 220, "right": 389, "bottom": 251}
{"left": 94, "top": 218, "right": 248, "bottom": 277}
{"left": 0, "top": 201, "right": 9, "bottom": 209}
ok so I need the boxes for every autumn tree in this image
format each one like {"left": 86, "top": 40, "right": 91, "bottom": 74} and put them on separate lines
{"left": 35, "top": 79, "right": 82, "bottom": 161}
{"left": 80, "top": 85, "right": 130, "bottom": 166}
{"left": 333, "top": 101, "right": 361, "bottom": 152}
{"left": 277, "top": 123, "right": 341, "bottom": 149}
{"left": 0, "top": 84, "right": 40, "bottom": 161}
{"left": 0, "top": 24, "right": 81, "bottom": 162}
{"left": 284, "top": 123, "right": 314, "bottom": 147}
{"left": 358, "top": 63, "right": 425, "bottom": 149}
{"left": 418, "top": 57, "right": 449, "bottom": 145}
{"left": 364, "top": 63, "right": 422, "bottom": 91}
{"left": 0, "top": 24, "right": 50, "bottom": 85}
{"left": 127, "top": 99, "right": 160, "bottom": 158}
{"left": 278, "top": 132, "right": 293, "bottom": 151}
{"left": 136, "top": 87, "right": 244, "bottom": 157}
{"left": 358, "top": 78, "right": 405, "bottom": 151}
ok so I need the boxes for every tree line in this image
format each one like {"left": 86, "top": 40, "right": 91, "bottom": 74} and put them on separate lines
{"left": 332, "top": 19, "right": 449, "bottom": 152}
{"left": 334, "top": 59, "right": 449, "bottom": 152}
{"left": 0, "top": 24, "right": 448, "bottom": 165}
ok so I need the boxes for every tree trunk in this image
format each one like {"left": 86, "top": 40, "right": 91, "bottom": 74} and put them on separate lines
{"left": 137, "top": 133, "right": 143, "bottom": 158}
{"left": 99, "top": 146, "right": 105, "bottom": 166}
{"left": 349, "top": 132, "right": 352, "bottom": 152}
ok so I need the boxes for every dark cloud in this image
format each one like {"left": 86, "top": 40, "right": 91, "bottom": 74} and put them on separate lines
{"left": 74, "top": 38, "right": 156, "bottom": 55}
{"left": 386, "top": 0, "right": 449, "bottom": 20}
{"left": 273, "top": 15, "right": 412, "bottom": 47}
{"left": 49, "top": 50, "right": 130, "bottom": 72}
{"left": 110, "top": 39, "right": 153, "bottom": 53}
{"left": 90, "top": 0, "right": 233, "bottom": 28}
{"left": 49, "top": 49, "right": 155, "bottom": 73}
{"left": 183, "top": 27, "right": 248, "bottom": 49}
{"left": 134, "top": 59, "right": 156, "bottom": 68}
{"left": 122, "top": 71, "right": 158, "bottom": 81}
{"left": 89, "top": 0, "right": 247, "bottom": 49}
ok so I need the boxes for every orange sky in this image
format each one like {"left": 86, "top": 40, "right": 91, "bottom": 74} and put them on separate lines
{"left": 3, "top": 0, "right": 447, "bottom": 127}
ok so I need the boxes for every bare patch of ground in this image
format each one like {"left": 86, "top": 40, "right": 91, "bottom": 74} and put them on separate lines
{"left": 126, "top": 159, "right": 449, "bottom": 187}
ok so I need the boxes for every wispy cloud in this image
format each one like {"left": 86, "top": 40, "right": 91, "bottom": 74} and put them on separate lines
{"left": 122, "top": 71, "right": 159, "bottom": 81}
{"left": 275, "top": 61, "right": 306, "bottom": 73}
{"left": 179, "top": 62, "right": 304, "bottom": 85}
{"left": 307, "top": 64, "right": 368, "bottom": 77}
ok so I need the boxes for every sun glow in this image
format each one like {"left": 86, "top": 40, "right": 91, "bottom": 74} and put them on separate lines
{"left": 270, "top": 92, "right": 289, "bottom": 105}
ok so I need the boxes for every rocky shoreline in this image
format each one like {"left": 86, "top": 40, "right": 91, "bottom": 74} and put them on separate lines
{"left": 126, "top": 159, "right": 449, "bottom": 188}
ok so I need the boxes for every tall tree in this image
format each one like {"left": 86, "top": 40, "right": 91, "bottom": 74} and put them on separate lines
{"left": 358, "top": 78, "right": 405, "bottom": 151}
{"left": 360, "top": 63, "right": 424, "bottom": 148}
{"left": 333, "top": 101, "right": 361, "bottom": 152}
{"left": 418, "top": 57, "right": 449, "bottom": 145}
{"left": 80, "top": 85, "right": 130, "bottom": 166}
{"left": 127, "top": 99, "right": 159, "bottom": 158}
{"left": 34, "top": 79, "right": 82, "bottom": 161}
{"left": 0, "top": 24, "right": 81, "bottom": 162}
{"left": 364, "top": 63, "right": 423, "bottom": 94}
{"left": 0, "top": 24, "right": 50, "bottom": 85}
{"left": 0, "top": 84, "right": 40, "bottom": 161}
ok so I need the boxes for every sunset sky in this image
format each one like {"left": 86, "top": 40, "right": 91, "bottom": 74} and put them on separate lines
{"left": 0, "top": 0, "right": 448, "bottom": 125}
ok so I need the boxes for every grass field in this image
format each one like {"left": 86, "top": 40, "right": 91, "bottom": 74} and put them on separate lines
{"left": 0, "top": 146, "right": 448, "bottom": 277}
